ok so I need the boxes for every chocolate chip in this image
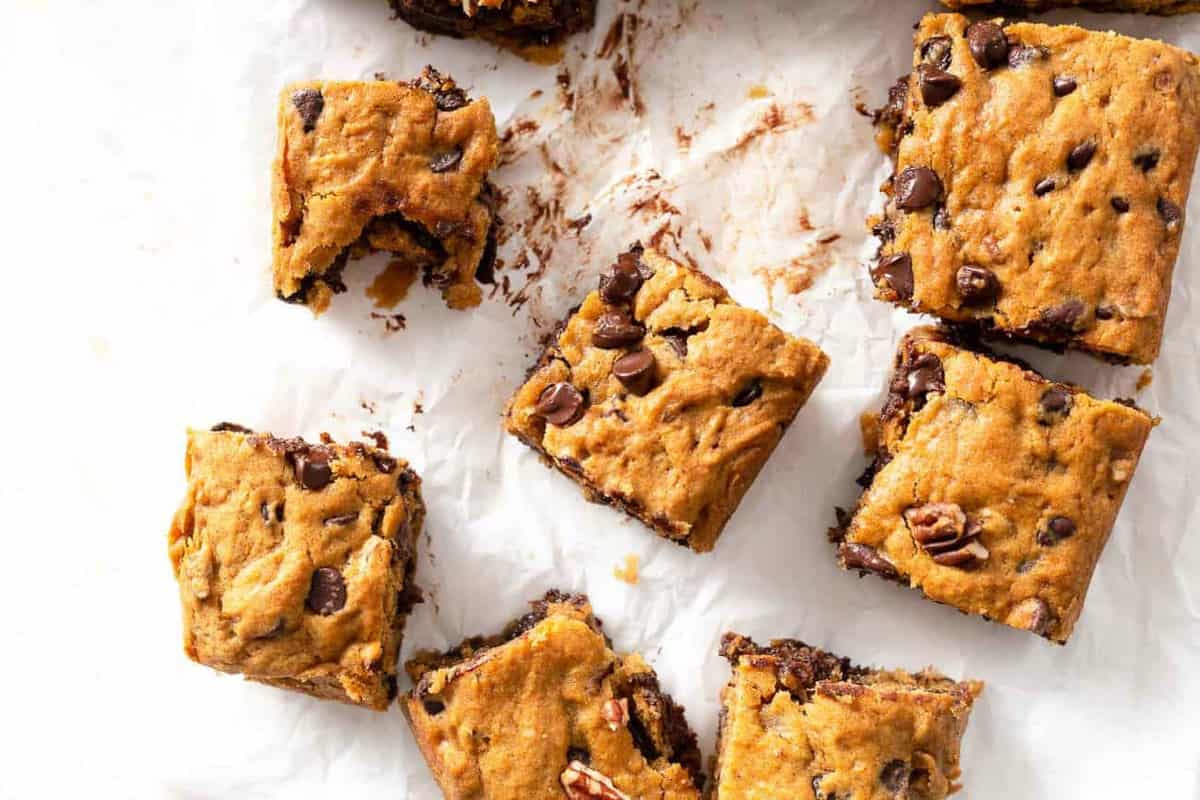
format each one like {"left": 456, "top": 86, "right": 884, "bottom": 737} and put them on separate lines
{"left": 916, "top": 64, "right": 962, "bottom": 107}
{"left": 598, "top": 254, "right": 645, "bottom": 304}
{"left": 324, "top": 512, "right": 359, "bottom": 526}
{"left": 921, "top": 36, "right": 953, "bottom": 70}
{"left": 838, "top": 542, "right": 898, "bottom": 579}
{"left": 660, "top": 328, "right": 690, "bottom": 358}
{"left": 955, "top": 264, "right": 1000, "bottom": 305}
{"left": 260, "top": 502, "right": 271, "bottom": 522}
{"left": 372, "top": 453, "right": 398, "bottom": 474}
{"left": 429, "top": 148, "right": 463, "bottom": 173}
{"left": 906, "top": 353, "right": 945, "bottom": 402}
{"left": 731, "top": 380, "right": 763, "bottom": 407}
{"left": 895, "top": 166, "right": 943, "bottom": 211}
{"left": 1034, "top": 299, "right": 1086, "bottom": 335}
{"left": 422, "top": 697, "right": 446, "bottom": 715}
{"left": 871, "top": 253, "right": 914, "bottom": 301}
{"left": 291, "top": 88, "right": 324, "bottom": 133}
{"left": 1095, "top": 304, "right": 1117, "bottom": 320}
{"left": 966, "top": 21, "right": 1008, "bottom": 70}
{"left": 1067, "top": 141, "right": 1096, "bottom": 171}
{"left": 612, "top": 349, "right": 657, "bottom": 396}
{"left": 933, "top": 206, "right": 951, "bottom": 230}
{"left": 211, "top": 422, "right": 252, "bottom": 433}
{"left": 1016, "top": 558, "right": 1037, "bottom": 574}
{"left": 1111, "top": 197, "right": 1130, "bottom": 214}
{"left": 1037, "top": 516, "right": 1076, "bottom": 546}
{"left": 872, "top": 218, "right": 896, "bottom": 243}
{"left": 1134, "top": 150, "right": 1160, "bottom": 172}
{"left": 1158, "top": 197, "right": 1182, "bottom": 230}
{"left": 567, "top": 746, "right": 591, "bottom": 765}
{"left": 276, "top": 503, "right": 285, "bottom": 522}
{"left": 880, "top": 760, "right": 910, "bottom": 793}
{"left": 1007, "top": 44, "right": 1045, "bottom": 69}
{"left": 306, "top": 567, "right": 347, "bottom": 615}
{"left": 592, "top": 311, "right": 645, "bottom": 349}
{"left": 1034, "top": 178, "right": 1056, "bottom": 196}
{"left": 1037, "top": 388, "right": 1073, "bottom": 424}
{"left": 295, "top": 453, "right": 333, "bottom": 491}
{"left": 535, "top": 383, "right": 586, "bottom": 426}
{"left": 1053, "top": 76, "right": 1077, "bottom": 97}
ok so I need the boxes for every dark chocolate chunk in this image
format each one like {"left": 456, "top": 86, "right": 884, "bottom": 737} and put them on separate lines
{"left": 1134, "top": 150, "right": 1161, "bottom": 173}
{"left": 211, "top": 422, "right": 253, "bottom": 433}
{"left": 895, "top": 166, "right": 943, "bottom": 211}
{"left": 1158, "top": 197, "right": 1183, "bottom": 230}
{"left": 1095, "top": 304, "right": 1117, "bottom": 320}
{"left": 874, "top": 75, "right": 910, "bottom": 130}
{"left": 933, "top": 206, "right": 951, "bottom": 230}
{"left": 291, "top": 88, "right": 324, "bottom": 132}
{"left": 260, "top": 502, "right": 272, "bottom": 522}
{"left": 599, "top": 253, "right": 646, "bottom": 304}
{"left": 871, "top": 253, "right": 914, "bottom": 301}
{"left": 1111, "top": 197, "right": 1130, "bottom": 214}
{"left": 839, "top": 542, "right": 898, "bottom": 579}
{"left": 567, "top": 746, "right": 591, "bottom": 765}
{"left": 409, "top": 66, "right": 468, "bottom": 112}
{"left": 880, "top": 760, "right": 910, "bottom": 793}
{"left": 1053, "top": 76, "right": 1077, "bottom": 97}
{"left": 1034, "top": 299, "right": 1086, "bottom": 336}
{"left": 955, "top": 264, "right": 1000, "bottom": 305}
{"left": 916, "top": 64, "right": 962, "bottom": 107}
{"left": 535, "top": 383, "right": 586, "bottom": 426}
{"left": 906, "top": 353, "right": 945, "bottom": 401}
{"left": 1067, "top": 141, "right": 1096, "bottom": 171}
{"left": 966, "top": 21, "right": 1008, "bottom": 70}
{"left": 1037, "top": 516, "right": 1077, "bottom": 546}
{"left": 306, "top": 567, "right": 347, "bottom": 615}
{"left": 422, "top": 697, "right": 446, "bottom": 715}
{"left": 295, "top": 453, "right": 333, "bottom": 491}
{"left": 920, "top": 36, "right": 953, "bottom": 70}
{"left": 429, "top": 148, "right": 463, "bottom": 173}
{"left": 592, "top": 311, "right": 645, "bottom": 349}
{"left": 731, "top": 380, "right": 763, "bottom": 408}
{"left": 660, "top": 328, "right": 690, "bottom": 358}
{"left": 1037, "top": 388, "right": 1073, "bottom": 424}
{"left": 612, "top": 349, "right": 657, "bottom": 396}
{"left": 1034, "top": 178, "right": 1056, "bottom": 196}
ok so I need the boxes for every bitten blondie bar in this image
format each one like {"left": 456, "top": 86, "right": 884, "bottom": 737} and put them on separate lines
{"left": 402, "top": 591, "right": 703, "bottom": 799}
{"left": 872, "top": 13, "right": 1200, "bottom": 363}
{"left": 389, "top": 0, "right": 595, "bottom": 45}
{"left": 272, "top": 67, "right": 499, "bottom": 314}
{"left": 168, "top": 424, "right": 425, "bottom": 710}
{"left": 714, "top": 634, "right": 982, "bottom": 800}
{"left": 504, "top": 245, "right": 830, "bottom": 553}
{"left": 832, "top": 327, "right": 1153, "bottom": 643}
{"left": 943, "top": 0, "right": 1200, "bottom": 12}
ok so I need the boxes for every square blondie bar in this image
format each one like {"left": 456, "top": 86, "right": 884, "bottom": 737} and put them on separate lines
{"left": 832, "top": 327, "right": 1153, "bottom": 643}
{"left": 168, "top": 425, "right": 424, "bottom": 710}
{"left": 402, "top": 591, "right": 703, "bottom": 799}
{"left": 504, "top": 245, "right": 830, "bottom": 553}
{"left": 272, "top": 67, "right": 498, "bottom": 314}
{"left": 714, "top": 634, "right": 981, "bottom": 800}
{"left": 872, "top": 13, "right": 1200, "bottom": 363}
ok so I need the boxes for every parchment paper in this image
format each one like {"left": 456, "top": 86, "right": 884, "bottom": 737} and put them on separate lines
{"left": 5, "top": 0, "right": 1199, "bottom": 796}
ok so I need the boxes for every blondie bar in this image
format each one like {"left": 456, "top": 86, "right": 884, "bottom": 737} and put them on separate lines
{"left": 832, "top": 327, "right": 1153, "bottom": 643}
{"left": 504, "top": 245, "right": 830, "bottom": 553}
{"left": 389, "top": 0, "right": 595, "bottom": 45}
{"left": 943, "top": 0, "right": 1200, "bottom": 11}
{"left": 402, "top": 591, "right": 703, "bottom": 799}
{"left": 272, "top": 67, "right": 498, "bottom": 314}
{"left": 713, "top": 634, "right": 981, "bottom": 800}
{"left": 168, "top": 425, "right": 424, "bottom": 710}
{"left": 872, "top": 13, "right": 1200, "bottom": 363}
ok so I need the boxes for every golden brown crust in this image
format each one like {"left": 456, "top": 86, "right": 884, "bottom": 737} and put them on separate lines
{"left": 835, "top": 326, "right": 1153, "bottom": 643}
{"left": 402, "top": 593, "right": 702, "bottom": 799}
{"left": 504, "top": 247, "right": 830, "bottom": 553}
{"left": 943, "top": 0, "right": 1200, "bottom": 11}
{"left": 873, "top": 14, "right": 1200, "bottom": 363}
{"left": 712, "top": 635, "right": 981, "bottom": 800}
{"left": 167, "top": 427, "right": 424, "bottom": 710}
{"left": 271, "top": 69, "right": 498, "bottom": 314}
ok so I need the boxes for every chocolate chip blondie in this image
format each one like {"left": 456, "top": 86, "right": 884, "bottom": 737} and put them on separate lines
{"left": 272, "top": 67, "right": 499, "bottom": 314}
{"left": 943, "top": 0, "right": 1200, "bottom": 12}
{"left": 713, "top": 634, "right": 982, "bottom": 800}
{"left": 388, "top": 0, "right": 595, "bottom": 45}
{"left": 168, "top": 424, "right": 424, "bottom": 710}
{"left": 504, "top": 245, "right": 830, "bottom": 553}
{"left": 832, "top": 327, "right": 1154, "bottom": 643}
{"left": 872, "top": 13, "right": 1200, "bottom": 363}
{"left": 402, "top": 591, "right": 703, "bottom": 799}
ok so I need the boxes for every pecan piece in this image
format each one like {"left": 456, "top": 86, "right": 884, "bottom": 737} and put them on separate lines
{"left": 905, "top": 503, "right": 989, "bottom": 568}
{"left": 561, "top": 762, "right": 632, "bottom": 800}
{"left": 601, "top": 698, "right": 629, "bottom": 731}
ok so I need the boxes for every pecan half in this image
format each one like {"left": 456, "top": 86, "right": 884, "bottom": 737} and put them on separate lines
{"left": 561, "top": 762, "right": 632, "bottom": 800}
{"left": 905, "top": 503, "right": 989, "bottom": 568}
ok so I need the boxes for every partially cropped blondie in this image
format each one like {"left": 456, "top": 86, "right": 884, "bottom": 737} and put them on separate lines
{"left": 403, "top": 591, "right": 703, "bottom": 799}
{"left": 714, "top": 634, "right": 982, "bottom": 800}
{"left": 833, "top": 327, "right": 1153, "bottom": 643}
{"left": 389, "top": 0, "right": 595, "bottom": 45}
{"left": 872, "top": 13, "right": 1200, "bottom": 363}
{"left": 168, "top": 425, "right": 424, "bottom": 710}
{"left": 943, "top": 0, "right": 1200, "bottom": 12}
{"left": 505, "top": 245, "right": 830, "bottom": 553}
{"left": 272, "top": 67, "right": 498, "bottom": 314}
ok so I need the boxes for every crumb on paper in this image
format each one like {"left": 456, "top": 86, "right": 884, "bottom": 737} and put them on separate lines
{"left": 361, "top": 400, "right": 377, "bottom": 415}
{"left": 747, "top": 84, "right": 771, "bottom": 99}
{"left": 614, "top": 554, "right": 640, "bottom": 585}
{"left": 860, "top": 411, "right": 880, "bottom": 456}
{"left": 367, "top": 259, "right": 420, "bottom": 309}
{"left": 1137, "top": 369, "right": 1153, "bottom": 392}
{"left": 369, "top": 311, "right": 407, "bottom": 332}
{"left": 362, "top": 430, "right": 389, "bottom": 450}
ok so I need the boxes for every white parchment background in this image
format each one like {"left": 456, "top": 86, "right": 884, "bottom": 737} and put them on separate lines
{"left": 3, "top": 0, "right": 1199, "bottom": 796}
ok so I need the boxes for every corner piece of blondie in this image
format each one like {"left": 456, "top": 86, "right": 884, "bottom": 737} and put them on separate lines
{"left": 504, "top": 245, "right": 830, "bottom": 553}
{"left": 168, "top": 424, "right": 425, "bottom": 710}
{"left": 872, "top": 13, "right": 1200, "bottom": 363}
{"left": 832, "top": 326, "right": 1154, "bottom": 643}
{"left": 272, "top": 67, "right": 499, "bottom": 314}
{"left": 402, "top": 591, "right": 703, "bottom": 799}
{"left": 713, "top": 634, "right": 982, "bottom": 800}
